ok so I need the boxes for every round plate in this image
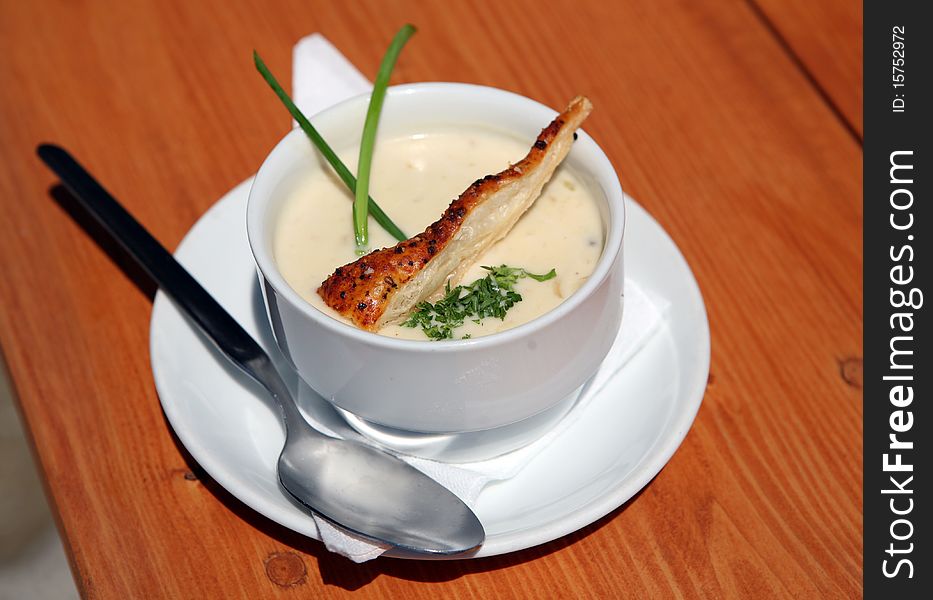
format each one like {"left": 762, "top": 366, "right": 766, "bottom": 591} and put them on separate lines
{"left": 149, "top": 178, "right": 709, "bottom": 558}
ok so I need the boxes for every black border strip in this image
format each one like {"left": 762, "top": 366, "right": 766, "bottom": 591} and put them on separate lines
{"left": 864, "top": 1, "right": 928, "bottom": 596}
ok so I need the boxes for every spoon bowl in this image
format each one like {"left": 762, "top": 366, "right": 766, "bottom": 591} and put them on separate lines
{"left": 278, "top": 432, "right": 482, "bottom": 553}
{"left": 249, "top": 354, "right": 484, "bottom": 554}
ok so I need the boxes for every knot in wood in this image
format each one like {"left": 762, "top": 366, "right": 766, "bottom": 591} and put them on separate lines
{"left": 839, "top": 356, "right": 863, "bottom": 389}
{"left": 264, "top": 551, "right": 307, "bottom": 588}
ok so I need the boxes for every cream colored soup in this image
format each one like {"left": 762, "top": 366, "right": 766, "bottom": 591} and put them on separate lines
{"left": 274, "top": 127, "right": 603, "bottom": 340}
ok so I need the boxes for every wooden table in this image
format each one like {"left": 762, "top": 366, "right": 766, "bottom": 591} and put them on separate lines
{"left": 0, "top": 0, "right": 862, "bottom": 597}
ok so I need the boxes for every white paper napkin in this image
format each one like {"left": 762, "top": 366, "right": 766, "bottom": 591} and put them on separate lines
{"left": 289, "top": 33, "right": 670, "bottom": 562}
{"left": 292, "top": 34, "right": 370, "bottom": 122}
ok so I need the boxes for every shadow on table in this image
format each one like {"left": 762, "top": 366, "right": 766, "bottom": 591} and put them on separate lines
{"left": 48, "top": 185, "right": 158, "bottom": 300}
{"left": 167, "top": 424, "right": 652, "bottom": 591}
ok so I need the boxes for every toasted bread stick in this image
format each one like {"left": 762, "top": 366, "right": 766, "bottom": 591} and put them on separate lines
{"left": 318, "top": 96, "right": 593, "bottom": 331}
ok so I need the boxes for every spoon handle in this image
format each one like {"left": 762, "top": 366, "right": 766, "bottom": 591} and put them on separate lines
{"left": 37, "top": 144, "right": 281, "bottom": 394}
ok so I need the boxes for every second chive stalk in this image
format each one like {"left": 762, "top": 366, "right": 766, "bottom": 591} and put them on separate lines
{"left": 354, "top": 24, "right": 417, "bottom": 254}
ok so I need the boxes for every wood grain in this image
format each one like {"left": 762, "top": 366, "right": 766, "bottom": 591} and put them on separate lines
{"left": 751, "top": 0, "right": 863, "bottom": 139}
{"left": 0, "top": 0, "right": 861, "bottom": 597}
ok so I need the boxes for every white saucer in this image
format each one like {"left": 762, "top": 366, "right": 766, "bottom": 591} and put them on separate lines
{"left": 149, "top": 178, "right": 710, "bottom": 559}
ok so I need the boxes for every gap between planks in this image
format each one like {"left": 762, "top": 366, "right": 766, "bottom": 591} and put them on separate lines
{"left": 744, "top": 0, "right": 862, "bottom": 145}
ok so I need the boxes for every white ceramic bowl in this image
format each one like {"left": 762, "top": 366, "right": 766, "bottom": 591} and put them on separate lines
{"left": 247, "top": 83, "right": 625, "bottom": 434}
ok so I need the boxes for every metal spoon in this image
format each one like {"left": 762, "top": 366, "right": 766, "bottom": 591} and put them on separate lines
{"left": 37, "top": 144, "right": 485, "bottom": 556}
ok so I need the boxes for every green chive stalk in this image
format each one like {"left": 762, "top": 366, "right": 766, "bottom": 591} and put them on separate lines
{"left": 353, "top": 24, "right": 417, "bottom": 254}
{"left": 253, "top": 51, "right": 408, "bottom": 242}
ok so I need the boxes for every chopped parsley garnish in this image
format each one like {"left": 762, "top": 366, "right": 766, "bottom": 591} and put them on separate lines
{"left": 402, "top": 265, "right": 556, "bottom": 340}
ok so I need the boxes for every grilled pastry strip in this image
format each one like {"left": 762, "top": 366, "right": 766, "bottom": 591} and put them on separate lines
{"left": 318, "top": 96, "right": 593, "bottom": 331}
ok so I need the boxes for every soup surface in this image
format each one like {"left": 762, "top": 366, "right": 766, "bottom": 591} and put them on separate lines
{"left": 274, "top": 126, "right": 604, "bottom": 340}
